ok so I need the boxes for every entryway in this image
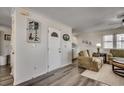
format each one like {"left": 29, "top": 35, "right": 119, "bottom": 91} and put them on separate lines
{"left": 0, "top": 8, "right": 13, "bottom": 85}
{"left": 0, "top": 27, "right": 13, "bottom": 85}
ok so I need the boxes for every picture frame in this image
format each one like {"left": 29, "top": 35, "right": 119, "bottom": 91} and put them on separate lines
{"left": 26, "top": 18, "right": 41, "bottom": 43}
{"left": 4, "top": 34, "right": 11, "bottom": 41}
{"left": 82, "top": 40, "right": 92, "bottom": 45}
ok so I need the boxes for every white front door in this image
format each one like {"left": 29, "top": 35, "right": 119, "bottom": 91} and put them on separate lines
{"left": 48, "top": 28, "right": 61, "bottom": 71}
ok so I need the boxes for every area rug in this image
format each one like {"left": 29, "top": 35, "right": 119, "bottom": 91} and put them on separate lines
{"left": 81, "top": 64, "right": 124, "bottom": 86}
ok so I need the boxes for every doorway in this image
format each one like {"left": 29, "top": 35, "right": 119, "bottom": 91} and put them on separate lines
{"left": 48, "top": 28, "right": 61, "bottom": 72}
{"left": 0, "top": 7, "right": 13, "bottom": 86}
{"left": 0, "top": 27, "right": 13, "bottom": 85}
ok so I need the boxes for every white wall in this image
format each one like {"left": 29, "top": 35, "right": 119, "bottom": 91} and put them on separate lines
{"left": 77, "top": 27, "right": 124, "bottom": 53}
{"left": 12, "top": 8, "right": 72, "bottom": 85}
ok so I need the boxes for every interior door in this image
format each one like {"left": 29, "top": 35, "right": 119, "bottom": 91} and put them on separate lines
{"left": 61, "top": 32, "right": 72, "bottom": 66}
{"left": 48, "top": 28, "right": 61, "bottom": 71}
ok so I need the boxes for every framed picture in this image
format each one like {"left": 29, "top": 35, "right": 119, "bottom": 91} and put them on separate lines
{"left": 4, "top": 34, "right": 11, "bottom": 41}
{"left": 26, "top": 18, "right": 41, "bottom": 43}
{"left": 82, "top": 40, "right": 92, "bottom": 45}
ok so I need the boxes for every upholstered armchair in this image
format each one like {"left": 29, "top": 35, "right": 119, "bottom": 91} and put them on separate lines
{"left": 107, "top": 53, "right": 113, "bottom": 64}
{"left": 78, "top": 51, "right": 103, "bottom": 72}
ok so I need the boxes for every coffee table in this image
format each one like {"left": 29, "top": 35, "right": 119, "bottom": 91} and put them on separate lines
{"left": 112, "top": 58, "right": 124, "bottom": 77}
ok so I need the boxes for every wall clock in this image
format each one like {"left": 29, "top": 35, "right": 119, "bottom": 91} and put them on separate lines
{"left": 63, "top": 34, "right": 70, "bottom": 41}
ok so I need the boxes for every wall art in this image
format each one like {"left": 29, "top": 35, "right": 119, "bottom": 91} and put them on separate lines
{"left": 63, "top": 34, "right": 70, "bottom": 41}
{"left": 26, "top": 19, "right": 41, "bottom": 43}
{"left": 82, "top": 40, "right": 92, "bottom": 45}
{"left": 4, "top": 34, "right": 11, "bottom": 41}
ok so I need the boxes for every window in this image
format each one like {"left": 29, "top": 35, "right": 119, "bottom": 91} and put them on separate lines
{"left": 103, "top": 35, "right": 113, "bottom": 48}
{"left": 116, "top": 34, "right": 124, "bottom": 49}
{"left": 103, "top": 34, "right": 124, "bottom": 49}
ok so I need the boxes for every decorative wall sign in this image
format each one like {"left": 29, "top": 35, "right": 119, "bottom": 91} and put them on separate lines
{"left": 4, "top": 34, "right": 11, "bottom": 41}
{"left": 27, "top": 19, "right": 41, "bottom": 43}
{"left": 63, "top": 34, "right": 70, "bottom": 41}
{"left": 51, "top": 32, "right": 58, "bottom": 38}
{"left": 82, "top": 40, "right": 92, "bottom": 45}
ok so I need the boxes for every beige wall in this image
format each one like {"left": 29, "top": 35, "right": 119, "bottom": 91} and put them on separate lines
{"left": 77, "top": 27, "right": 124, "bottom": 53}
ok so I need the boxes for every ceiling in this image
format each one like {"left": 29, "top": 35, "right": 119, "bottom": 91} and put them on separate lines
{"left": 1, "top": 7, "right": 124, "bottom": 33}
{"left": 30, "top": 7, "right": 124, "bottom": 34}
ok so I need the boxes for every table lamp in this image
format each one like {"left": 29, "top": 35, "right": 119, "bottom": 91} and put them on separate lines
{"left": 96, "top": 43, "right": 101, "bottom": 53}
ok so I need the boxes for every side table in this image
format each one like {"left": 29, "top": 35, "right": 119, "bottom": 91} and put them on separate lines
{"left": 92, "top": 53, "right": 107, "bottom": 63}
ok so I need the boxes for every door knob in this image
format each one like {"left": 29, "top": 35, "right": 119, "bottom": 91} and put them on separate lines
{"left": 12, "top": 52, "right": 14, "bottom": 54}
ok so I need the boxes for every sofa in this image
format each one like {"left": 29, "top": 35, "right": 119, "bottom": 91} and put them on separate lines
{"left": 78, "top": 50, "right": 103, "bottom": 72}
{"left": 108, "top": 49, "right": 124, "bottom": 64}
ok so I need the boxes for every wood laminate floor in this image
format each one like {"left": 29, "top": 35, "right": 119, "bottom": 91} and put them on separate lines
{"left": 0, "top": 65, "right": 13, "bottom": 86}
{"left": 19, "top": 61, "right": 108, "bottom": 86}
